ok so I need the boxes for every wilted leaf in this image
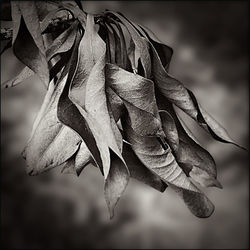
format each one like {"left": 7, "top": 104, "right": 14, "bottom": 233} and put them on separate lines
{"left": 69, "top": 14, "right": 127, "bottom": 172}
{"left": 2, "top": 22, "right": 77, "bottom": 89}
{"left": 46, "top": 21, "right": 78, "bottom": 60}
{"left": 61, "top": 147, "right": 79, "bottom": 175}
{"left": 157, "top": 95, "right": 222, "bottom": 188}
{"left": 159, "top": 110, "right": 179, "bottom": 152}
{"left": 12, "top": 1, "right": 49, "bottom": 85}
{"left": 58, "top": 17, "right": 129, "bottom": 217}
{"left": 57, "top": 29, "right": 107, "bottom": 175}
{"left": 106, "top": 63, "right": 164, "bottom": 137}
{"left": 122, "top": 118, "right": 214, "bottom": 218}
{"left": 127, "top": 38, "right": 136, "bottom": 73}
{"left": 63, "top": 140, "right": 166, "bottom": 193}
{"left": 136, "top": 24, "right": 173, "bottom": 71}
{"left": 105, "top": 23, "right": 116, "bottom": 63}
{"left": 109, "top": 19, "right": 129, "bottom": 69}
{"left": 106, "top": 88, "right": 125, "bottom": 122}
{"left": 150, "top": 42, "right": 243, "bottom": 148}
{"left": 122, "top": 142, "right": 167, "bottom": 192}
{"left": 23, "top": 75, "right": 81, "bottom": 175}
{"left": 107, "top": 11, "right": 151, "bottom": 78}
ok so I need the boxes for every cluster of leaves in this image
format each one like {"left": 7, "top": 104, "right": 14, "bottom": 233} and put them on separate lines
{"left": 2, "top": 1, "right": 243, "bottom": 218}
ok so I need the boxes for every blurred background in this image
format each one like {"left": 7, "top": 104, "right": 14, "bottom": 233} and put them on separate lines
{"left": 1, "top": 1, "right": 249, "bottom": 249}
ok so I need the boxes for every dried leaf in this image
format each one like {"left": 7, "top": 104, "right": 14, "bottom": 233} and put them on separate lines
{"left": 46, "top": 21, "right": 78, "bottom": 60}
{"left": 137, "top": 24, "right": 173, "bottom": 71}
{"left": 59, "top": 16, "right": 129, "bottom": 216}
{"left": 106, "top": 63, "right": 164, "bottom": 137}
{"left": 69, "top": 14, "right": 127, "bottom": 173}
{"left": 122, "top": 118, "right": 214, "bottom": 218}
{"left": 106, "top": 88, "right": 125, "bottom": 122}
{"left": 159, "top": 110, "right": 179, "bottom": 152}
{"left": 127, "top": 38, "right": 136, "bottom": 73}
{"left": 64, "top": 140, "right": 166, "bottom": 193}
{"left": 2, "top": 22, "right": 76, "bottom": 89}
{"left": 110, "top": 20, "right": 128, "bottom": 69}
{"left": 61, "top": 147, "right": 79, "bottom": 175}
{"left": 105, "top": 23, "right": 116, "bottom": 63}
{"left": 170, "top": 185, "right": 214, "bottom": 218}
{"left": 122, "top": 142, "right": 167, "bottom": 192}
{"left": 157, "top": 96, "right": 222, "bottom": 188}
{"left": 107, "top": 12, "right": 151, "bottom": 77}
{"left": 150, "top": 42, "right": 243, "bottom": 148}
{"left": 75, "top": 141, "right": 93, "bottom": 176}
{"left": 57, "top": 29, "right": 107, "bottom": 175}
{"left": 12, "top": 2, "right": 49, "bottom": 85}
{"left": 23, "top": 75, "right": 81, "bottom": 175}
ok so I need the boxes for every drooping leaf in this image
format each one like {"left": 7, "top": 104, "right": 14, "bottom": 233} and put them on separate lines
{"left": 106, "top": 63, "right": 164, "bottom": 137}
{"left": 67, "top": 14, "right": 129, "bottom": 216}
{"left": 127, "top": 38, "right": 136, "bottom": 73}
{"left": 61, "top": 145, "right": 79, "bottom": 175}
{"left": 23, "top": 75, "right": 81, "bottom": 175}
{"left": 134, "top": 23, "right": 173, "bottom": 71}
{"left": 46, "top": 21, "right": 78, "bottom": 60}
{"left": 104, "top": 151, "right": 130, "bottom": 218}
{"left": 12, "top": 2, "right": 49, "bottom": 85}
{"left": 107, "top": 23, "right": 123, "bottom": 67}
{"left": 170, "top": 185, "right": 214, "bottom": 218}
{"left": 106, "top": 88, "right": 125, "bottom": 122}
{"left": 62, "top": 140, "right": 167, "bottom": 193}
{"left": 74, "top": 141, "right": 93, "bottom": 176}
{"left": 159, "top": 110, "right": 179, "bottom": 153}
{"left": 58, "top": 15, "right": 129, "bottom": 216}
{"left": 157, "top": 95, "right": 222, "bottom": 188}
{"left": 122, "top": 118, "right": 214, "bottom": 218}
{"left": 150, "top": 42, "right": 243, "bottom": 148}
{"left": 57, "top": 29, "right": 107, "bottom": 176}
{"left": 122, "top": 142, "right": 167, "bottom": 192}
{"left": 109, "top": 19, "right": 129, "bottom": 69}
{"left": 2, "top": 22, "right": 77, "bottom": 89}
{"left": 104, "top": 23, "right": 116, "bottom": 63}
{"left": 107, "top": 11, "right": 151, "bottom": 78}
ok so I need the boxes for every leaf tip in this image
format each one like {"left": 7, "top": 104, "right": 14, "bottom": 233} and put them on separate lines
{"left": 212, "top": 179, "right": 223, "bottom": 189}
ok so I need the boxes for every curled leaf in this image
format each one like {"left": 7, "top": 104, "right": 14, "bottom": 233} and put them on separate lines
{"left": 122, "top": 118, "right": 214, "bottom": 218}
{"left": 157, "top": 96, "right": 222, "bottom": 189}
{"left": 107, "top": 11, "right": 151, "bottom": 77}
{"left": 12, "top": 1, "right": 49, "bottom": 86}
{"left": 59, "top": 15, "right": 129, "bottom": 217}
{"left": 150, "top": 42, "right": 243, "bottom": 148}
{"left": 122, "top": 142, "right": 167, "bottom": 192}
{"left": 159, "top": 110, "right": 179, "bottom": 152}
{"left": 106, "top": 63, "right": 164, "bottom": 137}
{"left": 23, "top": 75, "right": 81, "bottom": 176}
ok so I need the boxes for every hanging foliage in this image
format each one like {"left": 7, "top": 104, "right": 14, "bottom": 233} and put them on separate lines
{"left": 1, "top": 1, "right": 245, "bottom": 218}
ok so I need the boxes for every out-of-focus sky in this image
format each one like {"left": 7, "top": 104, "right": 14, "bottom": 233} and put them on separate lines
{"left": 1, "top": 1, "right": 249, "bottom": 249}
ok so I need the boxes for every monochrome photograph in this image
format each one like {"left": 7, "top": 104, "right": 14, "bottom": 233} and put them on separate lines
{"left": 0, "top": 1, "right": 248, "bottom": 249}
